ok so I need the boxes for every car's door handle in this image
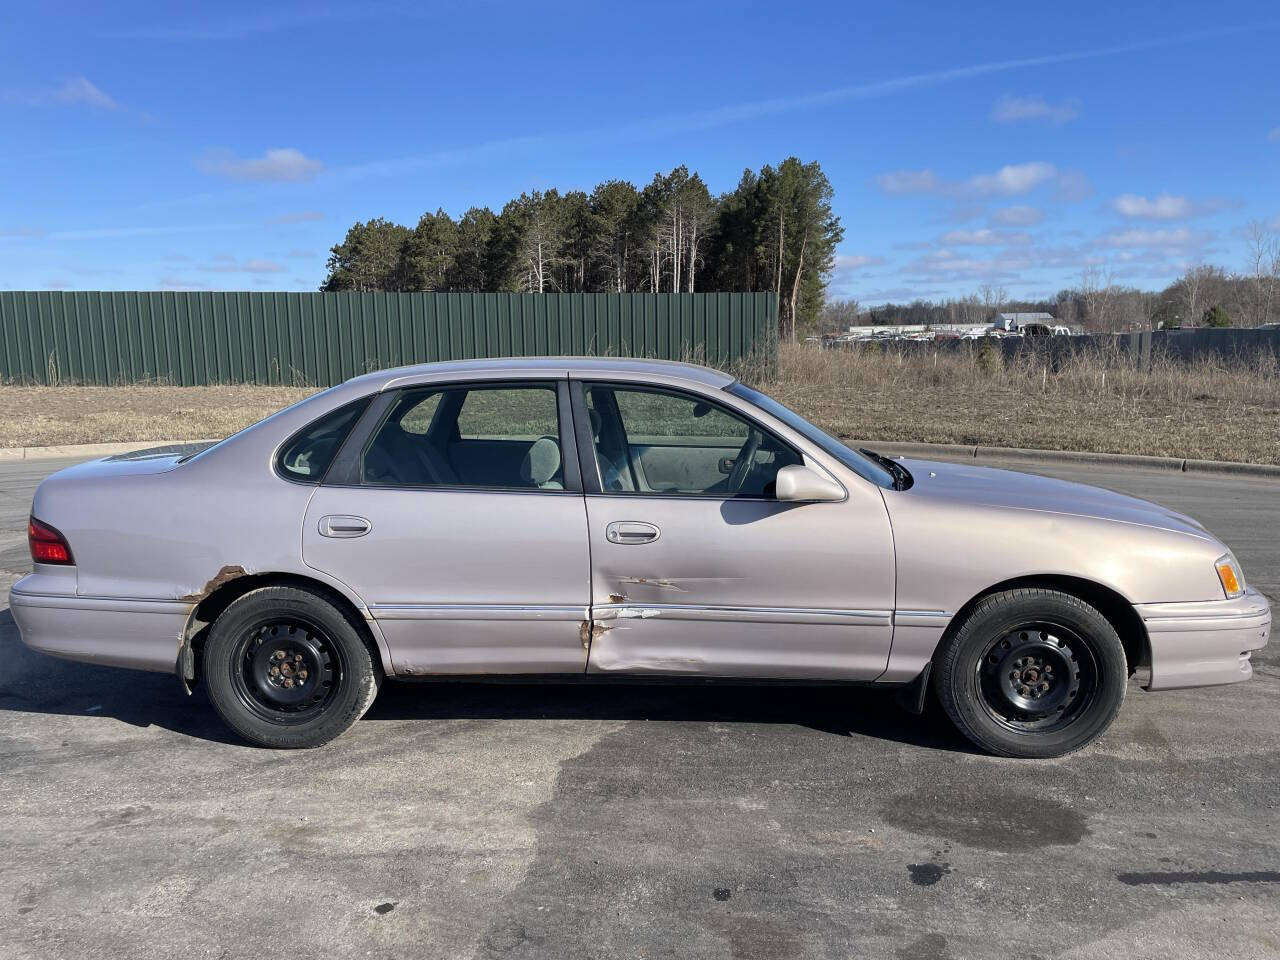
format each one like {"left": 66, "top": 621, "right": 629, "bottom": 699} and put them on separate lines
{"left": 318, "top": 515, "right": 372, "bottom": 538}
{"left": 605, "top": 521, "right": 660, "bottom": 545}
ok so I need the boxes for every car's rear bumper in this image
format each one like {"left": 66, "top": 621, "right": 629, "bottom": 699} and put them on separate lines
{"left": 1138, "top": 588, "right": 1271, "bottom": 690}
{"left": 9, "top": 577, "right": 193, "bottom": 674}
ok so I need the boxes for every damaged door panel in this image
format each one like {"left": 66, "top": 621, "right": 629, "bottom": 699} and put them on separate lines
{"left": 300, "top": 379, "right": 591, "bottom": 675}
{"left": 582, "top": 494, "right": 896, "bottom": 679}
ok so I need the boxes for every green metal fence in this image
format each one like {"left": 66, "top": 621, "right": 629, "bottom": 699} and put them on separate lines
{"left": 0, "top": 291, "right": 778, "bottom": 386}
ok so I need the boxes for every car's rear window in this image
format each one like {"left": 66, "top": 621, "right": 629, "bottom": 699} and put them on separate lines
{"left": 275, "top": 398, "right": 370, "bottom": 483}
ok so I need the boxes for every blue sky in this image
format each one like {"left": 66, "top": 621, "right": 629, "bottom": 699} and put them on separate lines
{"left": 2, "top": 0, "right": 1279, "bottom": 304}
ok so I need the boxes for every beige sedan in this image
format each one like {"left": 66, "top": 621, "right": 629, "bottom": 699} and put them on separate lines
{"left": 11, "top": 357, "right": 1271, "bottom": 755}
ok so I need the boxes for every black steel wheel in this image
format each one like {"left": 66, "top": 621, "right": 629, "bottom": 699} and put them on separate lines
{"left": 934, "top": 589, "right": 1127, "bottom": 758}
{"left": 976, "top": 621, "right": 1098, "bottom": 733}
{"left": 204, "top": 586, "right": 381, "bottom": 748}
{"left": 229, "top": 617, "right": 344, "bottom": 725}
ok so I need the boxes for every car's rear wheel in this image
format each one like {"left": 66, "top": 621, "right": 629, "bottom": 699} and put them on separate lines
{"left": 203, "top": 586, "right": 381, "bottom": 748}
{"left": 933, "top": 588, "right": 1127, "bottom": 758}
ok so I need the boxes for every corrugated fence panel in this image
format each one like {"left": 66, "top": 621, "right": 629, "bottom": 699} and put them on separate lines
{"left": 0, "top": 291, "right": 778, "bottom": 386}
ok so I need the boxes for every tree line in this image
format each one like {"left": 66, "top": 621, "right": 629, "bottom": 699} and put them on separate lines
{"left": 321, "top": 158, "right": 842, "bottom": 340}
{"left": 825, "top": 222, "right": 1280, "bottom": 333}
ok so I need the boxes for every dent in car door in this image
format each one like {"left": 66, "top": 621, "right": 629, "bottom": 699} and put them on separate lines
{"left": 575, "top": 381, "right": 896, "bottom": 679}
{"left": 302, "top": 380, "right": 591, "bottom": 675}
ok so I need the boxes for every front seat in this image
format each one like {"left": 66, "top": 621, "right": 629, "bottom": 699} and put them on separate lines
{"left": 519, "top": 436, "right": 563, "bottom": 489}
{"left": 588, "top": 409, "right": 634, "bottom": 491}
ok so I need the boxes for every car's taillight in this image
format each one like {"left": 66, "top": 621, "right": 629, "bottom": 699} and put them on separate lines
{"left": 29, "top": 517, "right": 74, "bottom": 565}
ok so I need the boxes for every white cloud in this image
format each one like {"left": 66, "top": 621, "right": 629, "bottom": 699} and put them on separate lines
{"left": 196, "top": 147, "right": 323, "bottom": 182}
{"left": 874, "top": 169, "right": 939, "bottom": 195}
{"left": 938, "top": 228, "right": 1030, "bottom": 246}
{"left": 990, "top": 205, "right": 1044, "bottom": 227}
{"left": 266, "top": 210, "right": 326, "bottom": 225}
{"left": 834, "top": 253, "right": 886, "bottom": 271}
{"left": 967, "top": 162, "right": 1058, "bottom": 197}
{"left": 1097, "top": 227, "right": 1211, "bottom": 250}
{"left": 244, "top": 258, "right": 286, "bottom": 273}
{"left": 2, "top": 76, "right": 120, "bottom": 110}
{"left": 991, "top": 95, "right": 1081, "bottom": 125}
{"left": 877, "top": 162, "right": 1078, "bottom": 201}
{"left": 1053, "top": 170, "right": 1094, "bottom": 203}
{"left": 1112, "top": 193, "right": 1194, "bottom": 220}
{"left": 903, "top": 248, "right": 1031, "bottom": 281}
{"left": 47, "top": 223, "right": 242, "bottom": 240}
{"left": 157, "top": 275, "right": 215, "bottom": 291}
{"left": 201, "top": 256, "right": 286, "bottom": 273}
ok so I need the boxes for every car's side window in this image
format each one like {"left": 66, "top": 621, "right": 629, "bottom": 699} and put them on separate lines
{"left": 361, "top": 383, "right": 566, "bottom": 491}
{"left": 276, "top": 398, "right": 370, "bottom": 483}
{"left": 584, "top": 385, "right": 802, "bottom": 498}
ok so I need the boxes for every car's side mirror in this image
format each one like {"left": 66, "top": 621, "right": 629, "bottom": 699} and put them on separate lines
{"left": 775, "top": 464, "right": 844, "bottom": 502}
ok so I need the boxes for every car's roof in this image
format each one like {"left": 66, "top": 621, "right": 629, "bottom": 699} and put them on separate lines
{"left": 348, "top": 355, "right": 737, "bottom": 391}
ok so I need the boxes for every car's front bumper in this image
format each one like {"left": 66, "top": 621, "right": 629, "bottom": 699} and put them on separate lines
{"left": 1137, "top": 588, "right": 1271, "bottom": 690}
{"left": 9, "top": 577, "right": 193, "bottom": 674}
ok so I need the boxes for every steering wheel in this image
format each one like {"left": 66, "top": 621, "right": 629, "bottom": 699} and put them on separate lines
{"left": 725, "top": 428, "right": 763, "bottom": 494}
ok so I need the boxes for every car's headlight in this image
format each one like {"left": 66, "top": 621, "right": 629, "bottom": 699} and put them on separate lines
{"left": 1215, "top": 553, "right": 1246, "bottom": 599}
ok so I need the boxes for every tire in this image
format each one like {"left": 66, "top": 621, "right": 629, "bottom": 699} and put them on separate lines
{"left": 933, "top": 588, "right": 1127, "bottom": 758}
{"left": 203, "top": 586, "right": 382, "bottom": 748}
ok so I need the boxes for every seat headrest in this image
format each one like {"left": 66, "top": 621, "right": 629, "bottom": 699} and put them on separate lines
{"left": 520, "top": 436, "right": 562, "bottom": 486}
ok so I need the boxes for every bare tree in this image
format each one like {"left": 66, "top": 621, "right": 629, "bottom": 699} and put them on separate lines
{"left": 978, "top": 284, "right": 1007, "bottom": 320}
{"left": 1079, "top": 265, "right": 1117, "bottom": 331}
{"left": 820, "top": 297, "right": 861, "bottom": 333}
{"left": 1245, "top": 220, "right": 1278, "bottom": 328}
{"left": 1174, "top": 264, "right": 1235, "bottom": 327}
{"left": 515, "top": 193, "right": 563, "bottom": 293}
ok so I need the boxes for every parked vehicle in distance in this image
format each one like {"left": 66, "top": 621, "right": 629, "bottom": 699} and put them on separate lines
{"left": 11, "top": 358, "right": 1270, "bottom": 756}
{"left": 1019, "top": 322, "right": 1074, "bottom": 337}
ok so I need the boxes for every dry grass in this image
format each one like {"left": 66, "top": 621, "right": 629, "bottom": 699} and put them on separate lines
{"left": 754, "top": 341, "right": 1280, "bottom": 465}
{"left": 1, "top": 341, "right": 1278, "bottom": 464}
{"left": 0, "top": 385, "right": 313, "bottom": 447}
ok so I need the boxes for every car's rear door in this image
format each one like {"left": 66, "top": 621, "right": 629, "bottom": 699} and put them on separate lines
{"left": 573, "top": 379, "right": 897, "bottom": 679}
{"left": 301, "top": 378, "right": 591, "bottom": 675}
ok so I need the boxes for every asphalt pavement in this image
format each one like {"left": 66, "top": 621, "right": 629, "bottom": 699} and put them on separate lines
{"left": 1, "top": 454, "right": 1277, "bottom": 960}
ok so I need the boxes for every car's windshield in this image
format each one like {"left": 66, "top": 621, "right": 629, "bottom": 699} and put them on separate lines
{"left": 726, "top": 382, "right": 897, "bottom": 489}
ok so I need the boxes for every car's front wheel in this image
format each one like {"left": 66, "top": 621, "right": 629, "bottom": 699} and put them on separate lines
{"left": 933, "top": 588, "right": 1127, "bottom": 758}
{"left": 203, "top": 586, "right": 382, "bottom": 748}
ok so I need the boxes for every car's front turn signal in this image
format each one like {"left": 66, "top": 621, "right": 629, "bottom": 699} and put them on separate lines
{"left": 1215, "top": 554, "right": 1245, "bottom": 599}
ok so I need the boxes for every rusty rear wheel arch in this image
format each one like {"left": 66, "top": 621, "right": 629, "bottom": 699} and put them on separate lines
{"left": 180, "top": 572, "right": 388, "bottom": 690}
{"left": 938, "top": 575, "right": 1149, "bottom": 679}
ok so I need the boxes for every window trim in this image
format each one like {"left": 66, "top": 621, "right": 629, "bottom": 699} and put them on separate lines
{"left": 322, "top": 378, "right": 581, "bottom": 495}
{"left": 571, "top": 379, "right": 803, "bottom": 501}
{"left": 272, "top": 396, "right": 373, "bottom": 487}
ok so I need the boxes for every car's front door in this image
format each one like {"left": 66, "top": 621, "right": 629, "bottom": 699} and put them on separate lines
{"left": 301, "top": 379, "right": 591, "bottom": 675}
{"left": 574, "top": 380, "right": 896, "bottom": 679}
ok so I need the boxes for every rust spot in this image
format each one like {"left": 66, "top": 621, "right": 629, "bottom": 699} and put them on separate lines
{"left": 579, "top": 620, "right": 612, "bottom": 651}
{"left": 607, "top": 593, "right": 628, "bottom": 604}
{"left": 180, "top": 564, "right": 248, "bottom": 602}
